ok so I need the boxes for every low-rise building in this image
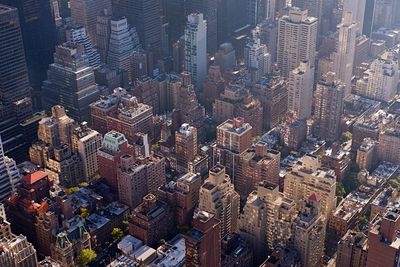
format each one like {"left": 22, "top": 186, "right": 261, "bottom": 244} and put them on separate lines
{"left": 329, "top": 185, "right": 375, "bottom": 237}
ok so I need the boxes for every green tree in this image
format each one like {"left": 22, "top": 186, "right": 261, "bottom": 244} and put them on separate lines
{"left": 111, "top": 227, "right": 124, "bottom": 241}
{"left": 67, "top": 187, "right": 79, "bottom": 194}
{"left": 151, "top": 144, "right": 159, "bottom": 153}
{"left": 80, "top": 207, "right": 90, "bottom": 219}
{"left": 251, "top": 136, "right": 261, "bottom": 145}
{"left": 78, "top": 182, "right": 89, "bottom": 188}
{"left": 122, "top": 220, "right": 129, "bottom": 233}
{"left": 340, "top": 131, "right": 352, "bottom": 143}
{"left": 77, "top": 249, "right": 96, "bottom": 267}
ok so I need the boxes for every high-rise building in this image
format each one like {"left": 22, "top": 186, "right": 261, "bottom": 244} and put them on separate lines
{"left": 277, "top": 8, "right": 318, "bottom": 77}
{"left": 212, "top": 118, "right": 252, "bottom": 183}
{"left": 284, "top": 154, "right": 336, "bottom": 218}
{"left": 247, "top": 0, "right": 272, "bottom": 27}
{"left": 372, "top": 0, "right": 395, "bottom": 31}
{"left": 0, "top": 234, "right": 38, "bottom": 266}
{"left": 66, "top": 24, "right": 101, "bottom": 68}
{"left": 252, "top": 74, "right": 288, "bottom": 129}
{"left": 366, "top": 208, "right": 400, "bottom": 267}
{"left": 313, "top": 72, "right": 345, "bottom": 141}
{"left": 293, "top": 194, "right": 326, "bottom": 267}
{"left": 107, "top": 17, "right": 141, "bottom": 79}
{"left": 0, "top": 0, "right": 57, "bottom": 105}
{"left": 117, "top": 153, "right": 166, "bottom": 209}
{"left": 288, "top": 61, "right": 314, "bottom": 120}
{"left": 71, "top": 123, "right": 102, "bottom": 180}
{"left": 215, "top": 43, "right": 237, "bottom": 73}
{"left": 353, "top": 35, "right": 369, "bottom": 73}
{"left": 239, "top": 182, "right": 296, "bottom": 263}
{"left": 130, "top": 0, "right": 162, "bottom": 60}
{"left": 356, "top": 51, "right": 399, "bottom": 102}
{"left": 203, "top": 65, "right": 225, "bottom": 107}
{"left": 336, "top": 230, "right": 368, "bottom": 267}
{"left": 199, "top": 165, "right": 240, "bottom": 238}
{"left": 0, "top": 136, "right": 21, "bottom": 202}
{"left": 356, "top": 138, "right": 378, "bottom": 171}
{"left": 157, "top": 172, "right": 202, "bottom": 226}
{"left": 184, "top": 13, "right": 207, "bottom": 91}
{"left": 42, "top": 43, "right": 100, "bottom": 122}
{"left": 217, "top": 0, "right": 247, "bottom": 44}
{"left": 165, "top": 0, "right": 186, "bottom": 45}
{"left": 213, "top": 82, "right": 263, "bottom": 136}
{"left": 236, "top": 144, "right": 281, "bottom": 199}
{"left": 97, "top": 131, "right": 132, "bottom": 191}
{"left": 175, "top": 72, "right": 207, "bottom": 141}
{"left": 35, "top": 211, "right": 59, "bottom": 257}
{"left": 90, "top": 88, "right": 154, "bottom": 144}
{"left": 70, "top": 0, "right": 111, "bottom": 44}
{"left": 378, "top": 126, "right": 400, "bottom": 165}
{"left": 244, "top": 31, "right": 271, "bottom": 82}
{"left": 185, "top": 210, "right": 221, "bottom": 267}
{"left": 95, "top": 9, "right": 111, "bottom": 63}
{"left": 129, "top": 194, "right": 174, "bottom": 246}
{"left": 342, "top": 0, "right": 366, "bottom": 34}
{"left": 334, "top": 12, "right": 358, "bottom": 97}
{"left": 0, "top": 5, "right": 33, "bottom": 158}
{"left": 292, "top": 0, "right": 323, "bottom": 30}
{"left": 175, "top": 124, "right": 198, "bottom": 173}
{"left": 187, "top": 0, "right": 218, "bottom": 52}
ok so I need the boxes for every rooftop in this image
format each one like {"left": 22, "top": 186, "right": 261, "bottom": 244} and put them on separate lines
{"left": 22, "top": 171, "right": 48, "bottom": 185}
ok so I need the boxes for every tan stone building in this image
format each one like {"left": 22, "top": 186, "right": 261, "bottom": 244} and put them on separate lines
{"left": 239, "top": 182, "right": 296, "bottom": 263}
{"left": 199, "top": 165, "right": 240, "bottom": 238}
{"left": 284, "top": 154, "right": 336, "bottom": 218}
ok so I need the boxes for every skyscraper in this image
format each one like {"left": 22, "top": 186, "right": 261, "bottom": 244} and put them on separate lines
{"left": 188, "top": 0, "right": 218, "bottom": 52}
{"left": 42, "top": 43, "right": 100, "bottom": 122}
{"left": 277, "top": 8, "right": 318, "bottom": 77}
{"left": 236, "top": 144, "right": 281, "bottom": 199}
{"left": 247, "top": 0, "right": 266, "bottom": 27}
{"left": 97, "top": 131, "right": 132, "bottom": 192}
{"left": 284, "top": 154, "right": 337, "bottom": 218}
{"left": 366, "top": 208, "right": 400, "bottom": 267}
{"left": 356, "top": 50, "right": 399, "bottom": 102}
{"left": 0, "top": 136, "right": 21, "bottom": 202}
{"left": 292, "top": 0, "right": 323, "bottom": 30}
{"left": 184, "top": 13, "right": 207, "bottom": 91}
{"left": 185, "top": 210, "right": 221, "bottom": 267}
{"left": 131, "top": 0, "right": 163, "bottom": 60}
{"left": 212, "top": 118, "right": 253, "bottom": 183}
{"left": 293, "top": 195, "right": 326, "bottom": 267}
{"left": 288, "top": 61, "right": 314, "bottom": 120}
{"left": 239, "top": 182, "right": 296, "bottom": 263}
{"left": 372, "top": 0, "right": 395, "bottom": 31}
{"left": 107, "top": 17, "right": 141, "bottom": 79}
{"left": 313, "top": 72, "right": 345, "bottom": 142}
{"left": 0, "top": 0, "right": 57, "bottom": 106}
{"left": 70, "top": 0, "right": 111, "bottom": 44}
{"left": 175, "top": 124, "right": 198, "bottom": 173}
{"left": 66, "top": 24, "right": 101, "bottom": 68}
{"left": 244, "top": 31, "right": 271, "bottom": 82}
{"left": 71, "top": 123, "right": 102, "bottom": 180}
{"left": 217, "top": 0, "right": 247, "bottom": 44}
{"left": 0, "top": 5, "right": 35, "bottom": 160}
{"left": 334, "top": 12, "right": 358, "bottom": 97}
{"left": 199, "top": 165, "right": 240, "bottom": 238}
{"left": 95, "top": 9, "right": 111, "bottom": 63}
{"left": 342, "top": 0, "right": 366, "bottom": 34}
{"left": 0, "top": 5, "right": 30, "bottom": 112}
